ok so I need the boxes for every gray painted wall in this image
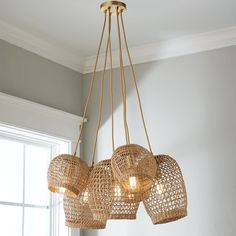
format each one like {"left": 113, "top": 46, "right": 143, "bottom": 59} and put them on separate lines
{"left": 0, "top": 39, "right": 83, "bottom": 115}
{"left": 82, "top": 46, "right": 236, "bottom": 236}
{"left": 1, "top": 38, "right": 236, "bottom": 236}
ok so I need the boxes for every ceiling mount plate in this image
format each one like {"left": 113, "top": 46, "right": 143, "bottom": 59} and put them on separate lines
{"left": 100, "top": 1, "right": 127, "bottom": 15}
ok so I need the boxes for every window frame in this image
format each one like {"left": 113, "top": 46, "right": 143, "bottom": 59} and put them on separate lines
{"left": 0, "top": 124, "right": 72, "bottom": 236}
{"left": 0, "top": 92, "right": 83, "bottom": 236}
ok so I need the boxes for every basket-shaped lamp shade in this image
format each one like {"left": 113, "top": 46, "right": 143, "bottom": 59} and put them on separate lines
{"left": 48, "top": 154, "right": 89, "bottom": 197}
{"left": 64, "top": 188, "right": 106, "bottom": 229}
{"left": 109, "top": 180, "right": 140, "bottom": 220}
{"left": 143, "top": 155, "right": 187, "bottom": 224}
{"left": 111, "top": 144, "right": 158, "bottom": 195}
{"left": 87, "top": 159, "right": 113, "bottom": 221}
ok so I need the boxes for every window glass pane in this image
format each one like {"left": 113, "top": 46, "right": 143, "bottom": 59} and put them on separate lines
{"left": 52, "top": 195, "right": 69, "bottom": 236}
{"left": 59, "top": 199, "right": 68, "bottom": 236}
{"left": 24, "top": 207, "right": 50, "bottom": 236}
{"left": 0, "top": 138, "right": 23, "bottom": 203}
{"left": 0, "top": 205, "right": 22, "bottom": 236}
{"left": 25, "top": 144, "right": 51, "bottom": 206}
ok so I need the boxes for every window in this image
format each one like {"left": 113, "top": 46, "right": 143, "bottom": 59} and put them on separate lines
{"left": 0, "top": 124, "right": 71, "bottom": 236}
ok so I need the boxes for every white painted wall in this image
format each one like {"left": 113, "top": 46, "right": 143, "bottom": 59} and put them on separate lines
{"left": 82, "top": 46, "right": 236, "bottom": 236}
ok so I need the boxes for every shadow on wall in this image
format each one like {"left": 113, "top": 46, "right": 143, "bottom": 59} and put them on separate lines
{"left": 81, "top": 61, "right": 162, "bottom": 163}
{"left": 82, "top": 46, "right": 236, "bottom": 162}
{"left": 83, "top": 46, "right": 236, "bottom": 155}
{"left": 82, "top": 61, "right": 158, "bottom": 126}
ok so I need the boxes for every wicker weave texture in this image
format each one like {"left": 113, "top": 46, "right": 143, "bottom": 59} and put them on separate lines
{"left": 109, "top": 180, "right": 140, "bottom": 219}
{"left": 143, "top": 155, "right": 187, "bottom": 224}
{"left": 48, "top": 154, "right": 89, "bottom": 197}
{"left": 64, "top": 189, "right": 106, "bottom": 229}
{"left": 126, "top": 190, "right": 150, "bottom": 203}
{"left": 87, "top": 159, "right": 114, "bottom": 221}
{"left": 111, "top": 144, "right": 158, "bottom": 194}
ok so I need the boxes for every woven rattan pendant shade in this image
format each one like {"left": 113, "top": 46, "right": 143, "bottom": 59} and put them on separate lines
{"left": 143, "top": 155, "right": 187, "bottom": 224}
{"left": 87, "top": 159, "right": 113, "bottom": 221}
{"left": 47, "top": 154, "right": 89, "bottom": 197}
{"left": 64, "top": 188, "right": 106, "bottom": 229}
{"left": 109, "top": 180, "right": 140, "bottom": 220}
{"left": 111, "top": 144, "right": 158, "bottom": 194}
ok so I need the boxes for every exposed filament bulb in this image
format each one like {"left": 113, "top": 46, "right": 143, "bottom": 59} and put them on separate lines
{"left": 129, "top": 176, "right": 137, "bottom": 191}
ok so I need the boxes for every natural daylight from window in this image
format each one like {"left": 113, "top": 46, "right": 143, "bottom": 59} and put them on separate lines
{"left": 0, "top": 124, "right": 71, "bottom": 236}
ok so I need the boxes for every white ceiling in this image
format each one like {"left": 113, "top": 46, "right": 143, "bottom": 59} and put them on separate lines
{"left": 0, "top": 0, "right": 235, "bottom": 72}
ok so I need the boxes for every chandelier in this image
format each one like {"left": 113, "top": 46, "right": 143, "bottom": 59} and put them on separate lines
{"left": 47, "top": 1, "right": 187, "bottom": 229}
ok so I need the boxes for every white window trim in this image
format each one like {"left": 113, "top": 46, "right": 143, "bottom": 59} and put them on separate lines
{"left": 0, "top": 92, "right": 84, "bottom": 236}
{"left": 0, "top": 92, "right": 84, "bottom": 147}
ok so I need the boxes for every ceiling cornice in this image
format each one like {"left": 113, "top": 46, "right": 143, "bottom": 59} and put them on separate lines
{"left": 0, "top": 20, "right": 84, "bottom": 73}
{"left": 83, "top": 26, "right": 236, "bottom": 74}
{"left": 0, "top": 19, "right": 235, "bottom": 75}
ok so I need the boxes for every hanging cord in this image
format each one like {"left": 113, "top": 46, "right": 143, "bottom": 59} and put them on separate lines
{"left": 120, "top": 12, "right": 153, "bottom": 153}
{"left": 91, "top": 9, "right": 112, "bottom": 167}
{"left": 116, "top": 8, "right": 130, "bottom": 145}
{"left": 108, "top": 13, "right": 115, "bottom": 152}
{"left": 120, "top": 22, "right": 130, "bottom": 145}
{"left": 73, "top": 13, "right": 107, "bottom": 156}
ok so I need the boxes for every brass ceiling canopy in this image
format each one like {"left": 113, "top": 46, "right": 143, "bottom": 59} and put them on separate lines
{"left": 100, "top": 1, "right": 127, "bottom": 15}
{"left": 47, "top": 0, "right": 187, "bottom": 230}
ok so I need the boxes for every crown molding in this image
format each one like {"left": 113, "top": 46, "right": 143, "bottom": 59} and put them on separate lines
{"left": 83, "top": 26, "right": 236, "bottom": 74}
{"left": 0, "top": 20, "right": 84, "bottom": 73}
{"left": 0, "top": 19, "right": 235, "bottom": 75}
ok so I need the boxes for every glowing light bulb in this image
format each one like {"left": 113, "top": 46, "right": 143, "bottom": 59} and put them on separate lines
{"left": 156, "top": 184, "right": 163, "bottom": 194}
{"left": 129, "top": 176, "right": 137, "bottom": 191}
{"left": 58, "top": 187, "right": 66, "bottom": 194}
{"left": 128, "top": 193, "right": 134, "bottom": 200}
{"left": 83, "top": 191, "right": 89, "bottom": 203}
{"left": 114, "top": 185, "right": 122, "bottom": 197}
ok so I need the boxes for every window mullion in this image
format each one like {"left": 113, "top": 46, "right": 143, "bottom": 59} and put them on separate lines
{"left": 50, "top": 146, "right": 53, "bottom": 236}
{"left": 0, "top": 201, "right": 48, "bottom": 209}
{"left": 22, "top": 144, "right": 26, "bottom": 236}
